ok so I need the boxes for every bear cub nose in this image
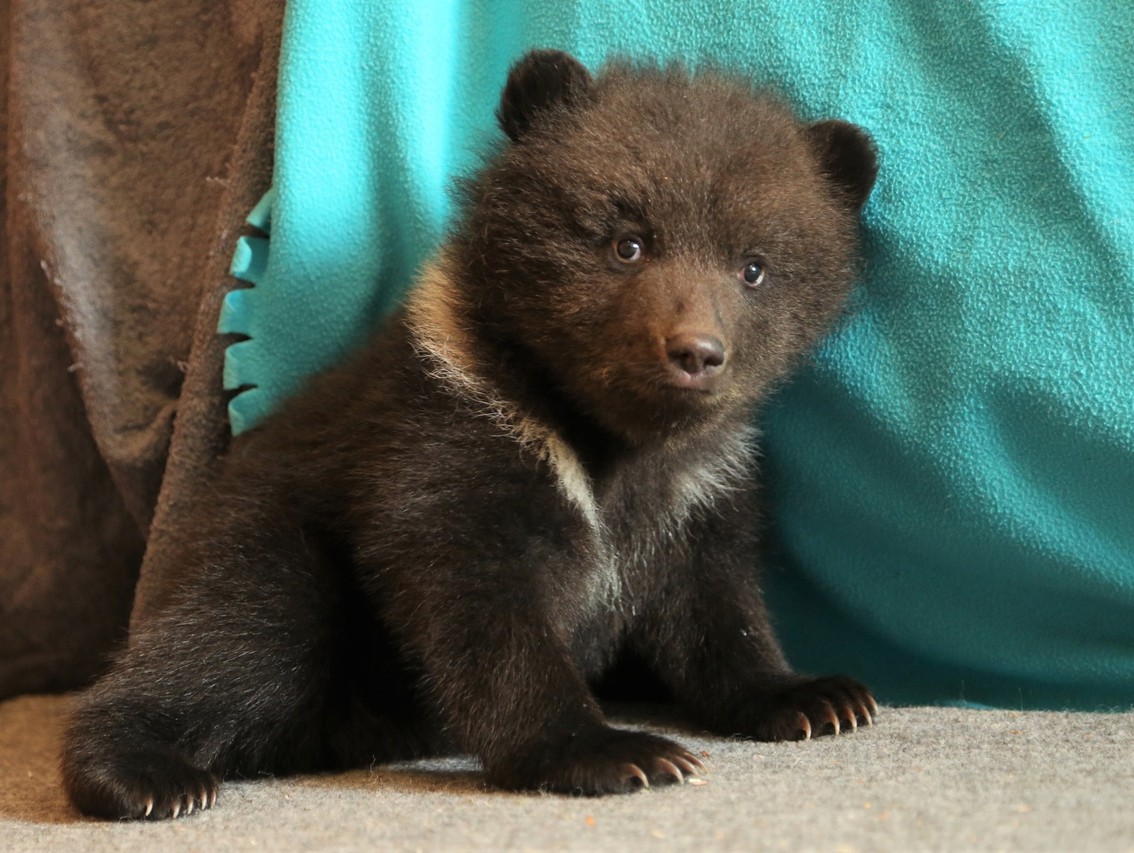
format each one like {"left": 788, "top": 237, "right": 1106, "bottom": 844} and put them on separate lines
{"left": 665, "top": 333, "right": 727, "bottom": 388}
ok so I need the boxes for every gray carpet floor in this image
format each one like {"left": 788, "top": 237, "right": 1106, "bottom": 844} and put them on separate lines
{"left": 2, "top": 694, "right": 1132, "bottom": 851}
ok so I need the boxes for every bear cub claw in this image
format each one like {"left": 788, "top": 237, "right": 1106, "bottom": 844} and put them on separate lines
{"left": 494, "top": 727, "right": 706, "bottom": 796}
{"left": 65, "top": 750, "right": 219, "bottom": 820}
{"left": 742, "top": 676, "right": 879, "bottom": 742}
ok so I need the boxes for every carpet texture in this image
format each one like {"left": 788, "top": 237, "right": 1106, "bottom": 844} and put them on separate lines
{"left": 3, "top": 695, "right": 1132, "bottom": 851}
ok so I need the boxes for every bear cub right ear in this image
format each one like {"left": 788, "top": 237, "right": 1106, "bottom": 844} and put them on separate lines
{"left": 497, "top": 50, "right": 593, "bottom": 143}
{"left": 805, "top": 120, "right": 879, "bottom": 213}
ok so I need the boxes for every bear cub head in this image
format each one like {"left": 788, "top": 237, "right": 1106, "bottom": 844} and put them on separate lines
{"left": 428, "top": 50, "right": 877, "bottom": 445}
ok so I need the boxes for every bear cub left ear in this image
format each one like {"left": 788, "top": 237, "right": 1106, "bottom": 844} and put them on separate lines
{"left": 497, "top": 50, "right": 593, "bottom": 143}
{"left": 805, "top": 120, "right": 879, "bottom": 212}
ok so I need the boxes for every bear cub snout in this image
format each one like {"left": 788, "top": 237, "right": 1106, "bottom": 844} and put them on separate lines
{"left": 666, "top": 331, "right": 726, "bottom": 387}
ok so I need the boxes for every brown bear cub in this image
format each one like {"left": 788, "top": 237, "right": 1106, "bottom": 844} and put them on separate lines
{"left": 62, "top": 50, "right": 879, "bottom": 819}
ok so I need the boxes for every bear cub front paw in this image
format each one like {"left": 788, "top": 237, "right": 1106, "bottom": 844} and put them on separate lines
{"left": 488, "top": 726, "right": 706, "bottom": 795}
{"left": 737, "top": 675, "right": 879, "bottom": 742}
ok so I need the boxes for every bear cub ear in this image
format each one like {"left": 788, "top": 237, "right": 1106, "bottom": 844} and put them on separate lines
{"left": 497, "top": 50, "right": 593, "bottom": 143}
{"left": 805, "top": 120, "right": 879, "bottom": 212}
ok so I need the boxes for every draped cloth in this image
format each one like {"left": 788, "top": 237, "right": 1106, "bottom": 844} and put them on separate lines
{"left": 218, "top": 0, "right": 1134, "bottom": 709}
{"left": 0, "top": 0, "right": 282, "bottom": 698}
{"left": 4, "top": 0, "right": 1132, "bottom": 710}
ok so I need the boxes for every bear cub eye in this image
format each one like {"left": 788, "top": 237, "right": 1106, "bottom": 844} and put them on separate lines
{"left": 613, "top": 236, "right": 645, "bottom": 264}
{"left": 740, "top": 260, "right": 766, "bottom": 288}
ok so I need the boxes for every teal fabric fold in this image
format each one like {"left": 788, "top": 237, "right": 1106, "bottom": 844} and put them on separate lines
{"left": 221, "top": 0, "right": 1134, "bottom": 709}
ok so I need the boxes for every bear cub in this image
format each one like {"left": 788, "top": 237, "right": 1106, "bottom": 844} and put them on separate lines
{"left": 62, "top": 50, "right": 879, "bottom": 819}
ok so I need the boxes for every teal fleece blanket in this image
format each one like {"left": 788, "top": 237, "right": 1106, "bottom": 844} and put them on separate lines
{"left": 222, "top": 1, "right": 1134, "bottom": 710}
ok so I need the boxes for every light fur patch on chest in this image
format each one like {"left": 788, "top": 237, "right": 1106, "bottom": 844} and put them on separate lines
{"left": 668, "top": 425, "right": 757, "bottom": 526}
{"left": 405, "top": 257, "right": 602, "bottom": 532}
{"left": 615, "top": 427, "right": 756, "bottom": 570}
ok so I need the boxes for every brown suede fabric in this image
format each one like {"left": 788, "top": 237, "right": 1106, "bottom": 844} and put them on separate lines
{"left": 0, "top": 0, "right": 283, "bottom": 699}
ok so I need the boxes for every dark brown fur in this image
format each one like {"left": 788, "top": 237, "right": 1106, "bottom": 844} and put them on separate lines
{"left": 61, "top": 51, "right": 879, "bottom": 819}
